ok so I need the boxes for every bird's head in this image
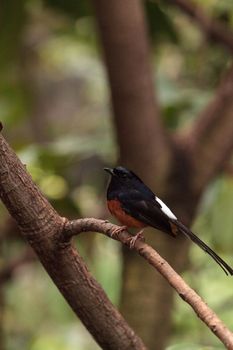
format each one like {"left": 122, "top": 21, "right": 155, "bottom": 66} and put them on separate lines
{"left": 104, "top": 166, "right": 142, "bottom": 184}
{"left": 104, "top": 166, "right": 154, "bottom": 199}
{"left": 104, "top": 166, "right": 131, "bottom": 178}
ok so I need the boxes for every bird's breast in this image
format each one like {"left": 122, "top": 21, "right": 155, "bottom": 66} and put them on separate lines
{"left": 107, "top": 199, "right": 146, "bottom": 228}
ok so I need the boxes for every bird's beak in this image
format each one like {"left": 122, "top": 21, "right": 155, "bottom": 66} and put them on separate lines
{"left": 104, "top": 167, "right": 114, "bottom": 176}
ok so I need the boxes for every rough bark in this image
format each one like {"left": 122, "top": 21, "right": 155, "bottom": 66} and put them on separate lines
{"left": 0, "top": 133, "right": 146, "bottom": 350}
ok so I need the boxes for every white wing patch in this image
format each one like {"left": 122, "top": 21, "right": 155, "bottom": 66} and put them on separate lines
{"left": 155, "top": 196, "right": 177, "bottom": 220}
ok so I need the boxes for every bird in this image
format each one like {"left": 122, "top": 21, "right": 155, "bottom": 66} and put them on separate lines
{"left": 104, "top": 166, "right": 233, "bottom": 276}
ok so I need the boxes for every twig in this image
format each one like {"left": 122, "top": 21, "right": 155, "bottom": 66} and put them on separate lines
{"left": 163, "top": 0, "right": 233, "bottom": 53}
{"left": 63, "top": 218, "right": 233, "bottom": 350}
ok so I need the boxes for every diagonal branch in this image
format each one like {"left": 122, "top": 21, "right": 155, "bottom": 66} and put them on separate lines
{"left": 0, "top": 133, "right": 146, "bottom": 350}
{"left": 162, "top": 0, "right": 233, "bottom": 53}
{"left": 63, "top": 218, "right": 233, "bottom": 350}
{"left": 182, "top": 63, "right": 233, "bottom": 193}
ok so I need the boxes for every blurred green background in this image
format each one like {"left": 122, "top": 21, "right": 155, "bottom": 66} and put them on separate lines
{"left": 0, "top": 0, "right": 233, "bottom": 349}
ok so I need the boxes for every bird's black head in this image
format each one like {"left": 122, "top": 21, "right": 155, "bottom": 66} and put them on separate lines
{"left": 104, "top": 166, "right": 134, "bottom": 179}
{"left": 104, "top": 166, "right": 143, "bottom": 186}
{"left": 104, "top": 166, "right": 154, "bottom": 199}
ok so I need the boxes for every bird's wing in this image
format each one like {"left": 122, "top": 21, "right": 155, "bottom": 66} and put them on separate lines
{"left": 119, "top": 191, "right": 173, "bottom": 235}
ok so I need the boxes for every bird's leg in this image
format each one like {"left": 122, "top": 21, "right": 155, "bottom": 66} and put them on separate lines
{"left": 110, "top": 225, "right": 128, "bottom": 238}
{"left": 127, "top": 229, "right": 145, "bottom": 249}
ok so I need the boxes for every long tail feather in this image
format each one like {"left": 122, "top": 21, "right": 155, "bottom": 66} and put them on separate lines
{"left": 175, "top": 220, "right": 233, "bottom": 276}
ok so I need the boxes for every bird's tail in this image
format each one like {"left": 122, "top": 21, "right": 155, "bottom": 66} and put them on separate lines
{"left": 175, "top": 220, "right": 233, "bottom": 276}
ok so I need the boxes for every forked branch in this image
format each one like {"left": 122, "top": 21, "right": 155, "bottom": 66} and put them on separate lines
{"left": 0, "top": 133, "right": 146, "bottom": 350}
{"left": 0, "top": 132, "right": 233, "bottom": 349}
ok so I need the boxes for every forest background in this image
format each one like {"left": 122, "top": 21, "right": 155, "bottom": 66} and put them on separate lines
{"left": 1, "top": 0, "right": 233, "bottom": 349}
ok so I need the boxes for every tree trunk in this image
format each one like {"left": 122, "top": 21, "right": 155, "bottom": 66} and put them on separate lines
{"left": 92, "top": 0, "right": 233, "bottom": 348}
{"left": 91, "top": 1, "right": 186, "bottom": 348}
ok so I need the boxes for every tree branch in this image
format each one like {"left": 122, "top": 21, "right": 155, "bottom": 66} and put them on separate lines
{"left": 0, "top": 133, "right": 146, "bottom": 350}
{"left": 63, "top": 218, "right": 233, "bottom": 349}
{"left": 182, "top": 63, "right": 233, "bottom": 193}
{"left": 1, "top": 132, "right": 233, "bottom": 349}
{"left": 160, "top": 0, "right": 233, "bottom": 192}
{"left": 162, "top": 0, "right": 233, "bottom": 53}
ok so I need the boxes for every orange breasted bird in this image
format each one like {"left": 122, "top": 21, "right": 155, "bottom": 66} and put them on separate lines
{"left": 104, "top": 166, "right": 233, "bottom": 276}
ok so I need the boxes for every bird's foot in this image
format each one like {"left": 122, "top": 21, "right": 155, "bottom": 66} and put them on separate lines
{"left": 127, "top": 230, "right": 145, "bottom": 249}
{"left": 110, "top": 225, "right": 128, "bottom": 238}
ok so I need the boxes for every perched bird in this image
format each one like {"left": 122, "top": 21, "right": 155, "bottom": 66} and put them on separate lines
{"left": 104, "top": 166, "right": 233, "bottom": 276}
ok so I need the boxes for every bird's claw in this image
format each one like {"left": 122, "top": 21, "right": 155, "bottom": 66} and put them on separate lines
{"left": 127, "top": 231, "right": 145, "bottom": 249}
{"left": 110, "top": 226, "right": 127, "bottom": 238}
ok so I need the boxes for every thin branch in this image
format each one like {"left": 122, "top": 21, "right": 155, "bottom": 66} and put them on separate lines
{"left": 182, "top": 63, "right": 233, "bottom": 193}
{"left": 0, "top": 133, "right": 146, "bottom": 350}
{"left": 162, "top": 0, "right": 233, "bottom": 53}
{"left": 63, "top": 218, "right": 233, "bottom": 349}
